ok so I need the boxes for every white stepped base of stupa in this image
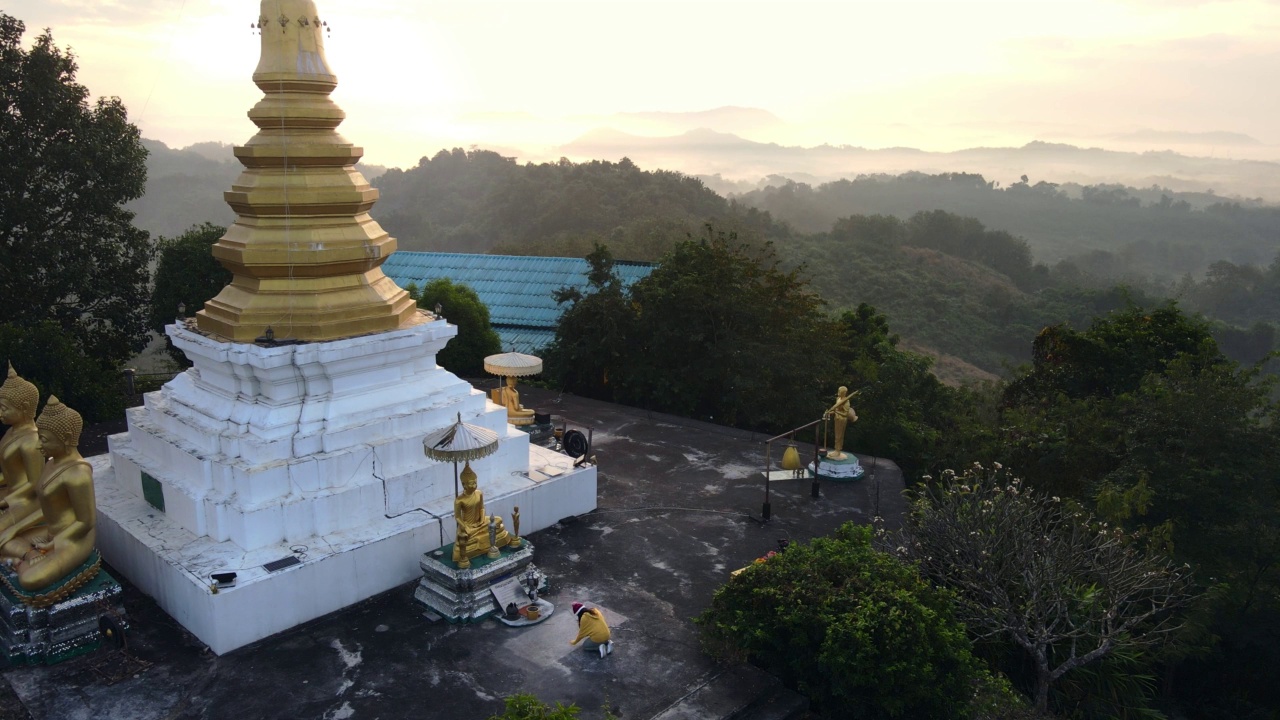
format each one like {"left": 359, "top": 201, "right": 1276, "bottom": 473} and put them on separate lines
{"left": 90, "top": 318, "right": 597, "bottom": 654}
{"left": 89, "top": 446, "right": 594, "bottom": 655}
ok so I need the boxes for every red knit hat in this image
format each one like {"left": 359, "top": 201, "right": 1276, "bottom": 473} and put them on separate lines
{"left": 572, "top": 602, "right": 584, "bottom": 615}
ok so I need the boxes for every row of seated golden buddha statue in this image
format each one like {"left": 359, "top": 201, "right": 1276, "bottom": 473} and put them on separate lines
{"left": 489, "top": 376, "right": 535, "bottom": 426}
{"left": 451, "top": 461, "right": 521, "bottom": 569}
{"left": 0, "top": 365, "right": 100, "bottom": 601}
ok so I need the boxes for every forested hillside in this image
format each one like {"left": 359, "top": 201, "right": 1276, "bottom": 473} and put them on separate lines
{"left": 735, "top": 173, "right": 1280, "bottom": 279}
{"left": 361, "top": 152, "right": 1279, "bottom": 377}
{"left": 126, "top": 143, "right": 1280, "bottom": 379}
{"left": 371, "top": 148, "right": 784, "bottom": 256}
{"left": 127, "top": 139, "right": 237, "bottom": 240}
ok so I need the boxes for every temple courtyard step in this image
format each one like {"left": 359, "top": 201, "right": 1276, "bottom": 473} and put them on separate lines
{"left": 646, "top": 664, "right": 809, "bottom": 720}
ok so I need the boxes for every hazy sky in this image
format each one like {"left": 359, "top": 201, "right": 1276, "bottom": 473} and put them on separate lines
{"left": 10, "top": 0, "right": 1280, "bottom": 169}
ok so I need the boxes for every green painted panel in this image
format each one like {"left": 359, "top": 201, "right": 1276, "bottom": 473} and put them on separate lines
{"left": 140, "top": 471, "right": 165, "bottom": 513}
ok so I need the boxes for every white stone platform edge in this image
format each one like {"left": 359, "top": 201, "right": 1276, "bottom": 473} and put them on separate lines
{"left": 809, "top": 456, "right": 865, "bottom": 480}
{"left": 89, "top": 453, "right": 597, "bottom": 655}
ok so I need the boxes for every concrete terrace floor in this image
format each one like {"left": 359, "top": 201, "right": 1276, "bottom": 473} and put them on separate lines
{"left": 1, "top": 386, "right": 906, "bottom": 720}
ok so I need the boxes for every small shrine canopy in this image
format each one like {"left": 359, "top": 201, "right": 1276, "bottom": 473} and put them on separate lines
{"left": 483, "top": 352, "right": 543, "bottom": 378}
{"left": 423, "top": 414, "right": 500, "bottom": 464}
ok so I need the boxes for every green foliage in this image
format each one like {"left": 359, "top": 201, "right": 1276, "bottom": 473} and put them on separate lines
{"left": 371, "top": 149, "right": 784, "bottom": 260}
{"left": 547, "top": 240, "right": 980, "bottom": 471}
{"left": 905, "top": 210, "right": 1039, "bottom": 290}
{"left": 486, "top": 693, "right": 580, "bottom": 720}
{"left": 1007, "top": 304, "right": 1220, "bottom": 402}
{"left": 0, "top": 13, "right": 154, "bottom": 369}
{"left": 895, "top": 466, "right": 1196, "bottom": 716}
{"left": 150, "top": 223, "right": 231, "bottom": 364}
{"left": 834, "top": 304, "right": 984, "bottom": 480}
{"left": 738, "top": 172, "right": 1280, "bottom": 280}
{"left": 622, "top": 230, "right": 834, "bottom": 429}
{"left": 548, "top": 230, "right": 836, "bottom": 431}
{"left": 782, "top": 211, "right": 1161, "bottom": 375}
{"left": 990, "top": 303, "right": 1280, "bottom": 716}
{"left": 415, "top": 278, "right": 501, "bottom": 376}
{"left": 0, "top": 321, "right": 124, "bottom": 422}
{"left": 697, "top": 523, "right": 987, "bottom": 719}
{"left": 543, "top": 244, "right": 635, "bottom": 399}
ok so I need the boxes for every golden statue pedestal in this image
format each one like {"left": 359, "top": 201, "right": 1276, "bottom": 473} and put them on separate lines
{"left": 415, "top": 541, "right": 546, "bottom": 623}
{"left": 812, "top": 453, "right": 866, "bottom": 481}
{"left": 0, "top": 555, "right": 127, "bottom": 665}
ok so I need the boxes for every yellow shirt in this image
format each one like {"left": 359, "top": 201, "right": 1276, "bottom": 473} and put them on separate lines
{"left": 570, "top": 608, "right": 611, "bottom": 645}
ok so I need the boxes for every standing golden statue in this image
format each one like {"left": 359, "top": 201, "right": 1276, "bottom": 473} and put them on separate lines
{"left": 451, "top": 463, "right": 509, "bottom": 565}
{"left": 0, "top": 365, "right": 44, "bottom": 539}
{"left": 1, "top": 397, "right": 99, "bottom": 594}
{"left": 824, "top": 386, "right": 859, "bottom": 461}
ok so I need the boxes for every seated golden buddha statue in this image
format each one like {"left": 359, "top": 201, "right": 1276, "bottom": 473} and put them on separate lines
{"left": 451, "top": 462, "right": 510, "bottom": 565}
{"left": 498, "top": 376, "right": 535, "bottom": 426}
{"left": 1, "top": 396, "right": 98, "bottom": 592}
{"left": 0, "top": 365, "right": 45, "bottom": 538}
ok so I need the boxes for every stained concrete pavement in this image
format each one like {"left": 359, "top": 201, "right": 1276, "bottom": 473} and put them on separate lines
{"left": 2, "top": 387, "right": 904, "bottom": 720}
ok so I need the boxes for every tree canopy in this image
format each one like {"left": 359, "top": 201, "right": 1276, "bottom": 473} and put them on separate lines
{"left": 546, "top": 229, "right": 836, "bottom": 431}
{"left": 961, "top": 303, "right": 1280, "bottom": 717}
{"left": 698, "top": 523, "right": 1012, "bottom": 719}
{"left": 891, "top": 465, "right": 1196, "bottom": 715}
{"left": 409, "top": 278, "right": 502, "bottom": 377}
{"left": 0, "top": 13, "right": 152, "bottom": 368}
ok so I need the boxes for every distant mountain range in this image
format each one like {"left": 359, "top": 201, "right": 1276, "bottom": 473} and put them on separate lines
{"left": 127, "top": 129, "right": 1280, "bottom": 243}
{"left": 560, "top": 129, "right": 1280, "bottom": 202}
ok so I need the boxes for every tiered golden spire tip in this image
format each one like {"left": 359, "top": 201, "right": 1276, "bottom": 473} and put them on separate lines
{"left": 196, "top": 0, "right": 420, "bottom": 342}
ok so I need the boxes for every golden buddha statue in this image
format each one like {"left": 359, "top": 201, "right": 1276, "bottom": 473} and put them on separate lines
{"left": 0, "top": 396, "right": 98, "bottom": 592}
{"left": 0, "top": 365, "right": 44, "bottom": 539}
{"left": 498, "top": 376, "right": 536, "bottom": 426}
{"left": 825, "top": 386, "right": 859, "bottom": 461}
{"left": 451, "top": 462, "right": 509, "bottom": 564}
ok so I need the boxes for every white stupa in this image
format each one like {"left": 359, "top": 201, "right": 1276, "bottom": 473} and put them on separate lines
{"left": 88, "top": 0, "right": 595, "bottom": 654}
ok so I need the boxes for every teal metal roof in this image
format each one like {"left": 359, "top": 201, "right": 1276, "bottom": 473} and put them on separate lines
{"left": 382, "top": 252, "right": 654, "bottom": 353}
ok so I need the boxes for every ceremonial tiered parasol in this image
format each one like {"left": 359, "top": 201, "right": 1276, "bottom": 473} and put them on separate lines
{"left": 483, "top": 352, "right": 543, "bottom": 378}
{"left": 423, "top": 413, "right": 500, "bottom": 495}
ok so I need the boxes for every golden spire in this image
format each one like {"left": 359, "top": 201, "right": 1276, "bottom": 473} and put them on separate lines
{"left": 196, "top": 0, "right": 420, "bottom": 342}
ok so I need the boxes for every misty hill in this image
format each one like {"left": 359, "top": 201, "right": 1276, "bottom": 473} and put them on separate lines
{"left": 561, "top": 129, "right": 1280, "bottom": 203}
{"left": 735, "top": 173, "right": 1280, "bottom": 280}
{"left": 128, "top": 139, "right": 238, "bottom": 240}
{"left": 126, "top": 142, "right": 1280, "bottom": 381}
{"left": 370, "top": 147, "right": 783, "bottom": 255}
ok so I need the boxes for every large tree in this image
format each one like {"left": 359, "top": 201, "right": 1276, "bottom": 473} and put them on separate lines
{"left": 620, "top": 228, "right": 835, "bottom": 430}
{"left": 0, "top": 13, "right": 152, "bottom": 368}
{"left": 892, "top": 465, "right": 1197, "bottom": 715}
